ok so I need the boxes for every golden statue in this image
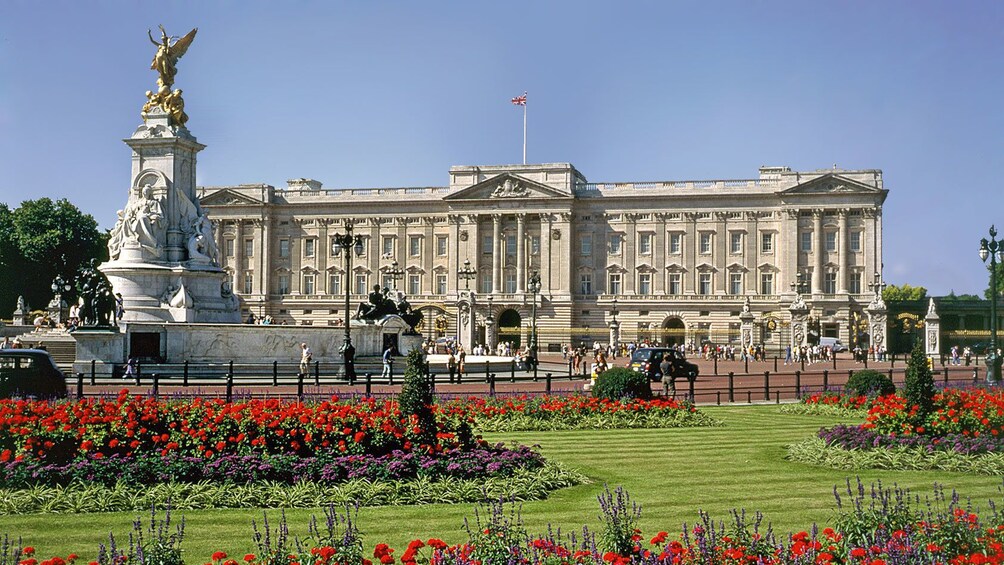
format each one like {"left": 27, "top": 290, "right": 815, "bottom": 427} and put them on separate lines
{"left": 142, "top": 25, "right": 197, "bottom": 127}
{"left": 148, "top": 25, "right": 198, "bottom": 89}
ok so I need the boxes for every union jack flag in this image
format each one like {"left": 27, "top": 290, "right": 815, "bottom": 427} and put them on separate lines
{"left": 511, "top": 92, "right": 527, "bottom": 106}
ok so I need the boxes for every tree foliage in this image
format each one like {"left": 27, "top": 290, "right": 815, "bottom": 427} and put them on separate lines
{"left": 942, "top": 290, "right": 982, "bottom": 302}
{"left": 398, "top": 347, "right": 436, "bottom": 444}
{"left": 0, "top": 198, "right": 107, "bottom": 317}
{"left": 903, "top": 341, "right": 935, "bottom": 422}
{"left": 985, "top": 262, "right": 1004, "bottom": 301}
{"left": 882, "top": 283, "right": 928, "bottom": 302}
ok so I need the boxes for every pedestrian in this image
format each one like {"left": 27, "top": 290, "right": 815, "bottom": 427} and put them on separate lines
{"left": 115, "top": 293, "right": 125, "bottom": 321}
{"left": 660, "top": 354, "right": 676, "bottom": 397}
{"left": 299, "top": 342, "right": 312, "bottom": 375}
{"left": 381, "top": 344, "right": 393, "bottom": 379}
{"left": 0, "top": 336, "right": 10, "bottom": 349}
{"left": 124, "top": 356, "right": 137, "bottom": 380}
{"left": 447, "top": 351, "right": 457, "bottom": 382}
{"left": 458, "top": 346, "right": 466, "bottom": 376}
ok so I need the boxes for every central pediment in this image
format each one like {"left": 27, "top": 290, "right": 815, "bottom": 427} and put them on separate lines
{"left": 778, "top": 173, "right": 884, "bottom": 196}
{"left": 443, "top": 173, "right": 572, "bottom": 201}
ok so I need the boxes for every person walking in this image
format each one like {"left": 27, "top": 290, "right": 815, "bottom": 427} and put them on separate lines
{"left": 381, "top": 345, "right": 394, "bottom": 379}
{"left": 447, "top": 351, "right": 457, "bottom": 383}
{"left": 299, "top": 342, "right": 312, "bottom": 375}
{"left": 457, "top": 346, "right": 466, "bottom": 377}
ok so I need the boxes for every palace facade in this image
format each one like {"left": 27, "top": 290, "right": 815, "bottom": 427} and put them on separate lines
{"left": 198, "top": 163, "right": 887, "bottom": 352}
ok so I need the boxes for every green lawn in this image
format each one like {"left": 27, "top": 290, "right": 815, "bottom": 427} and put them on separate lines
{"left": 3, "top": 405, "right": 1001, "bottom": 560}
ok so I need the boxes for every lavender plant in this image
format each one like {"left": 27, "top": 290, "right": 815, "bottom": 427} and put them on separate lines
{"left": 596, "top": 485, "right": 641, "bottom": 556}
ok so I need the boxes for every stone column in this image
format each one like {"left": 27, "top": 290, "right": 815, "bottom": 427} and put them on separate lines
{"left": 924, "top": 298, "right": 940, "bottom": 358}
{"left": 318, "top": 220, "right": 329, "bottom": 293}
{"left": 837, "top": 209, "right": 848, "bottom": 294}
{"left": 812, "top": 209, "right": 824, "bottom": 294}
{"left": 609, "top": 319, "right": 621, "bottom": 348}
{"left": 456, "top": 290, "right": 477, "bottom": 351}
{"left": 790, "top": 296, "right": 809, "bottom": 349}
{"left": 866, "top": 294, "right": 888, "bottom": 361}
{"left": 739, "top": 297, "right": 755, "bottom": 350}
{"left": 516, "top": 213, "right": 526, "bottom": 292}
{"left": 539, "top": 213, "right": 552, "bottom": 292}
{"left": 625, "top": 215, "right": 637, "bottom": 294}
{"left": 492, "top": 214, "right": 502, "bottom": 293}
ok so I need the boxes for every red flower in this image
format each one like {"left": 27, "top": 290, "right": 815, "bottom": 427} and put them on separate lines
{"left": 212, "top": 551, "right": 228, "bottom": 562}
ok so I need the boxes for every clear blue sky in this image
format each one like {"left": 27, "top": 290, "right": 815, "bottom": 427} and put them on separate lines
{"left": 1, "top": 1, "right": 1002, "bottom": 296}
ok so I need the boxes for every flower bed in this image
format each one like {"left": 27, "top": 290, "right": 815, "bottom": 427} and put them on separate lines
{"left": 437, "top": 395, "right": 720, "bottom": 432}
{"left": 789, "top": 388, "right": 1004, "bottom": 473}
{"left": 778, "top": 392, "right": 870, "bottom": 417}
{"left": 9, "top": 481, "right": 1004, "bottom": 565}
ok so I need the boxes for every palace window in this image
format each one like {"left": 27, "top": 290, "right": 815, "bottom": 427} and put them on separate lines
{"left": 278, "top": 275, "right": 290, "bottom": 295}
{"left": 304, "top": 239, "right": 315, "bottom": 258}
{"left": 670, "top": 233, "right": 682, "bottom": 255}
{"left": 580, "top": 234, "right": 593, "bottom": 256}
{"left": 436, "top": 274, "right": 447, "bottom": 295}
{"left": 436, "top": 235, "right": 448, "bottom": 256}
{"left": 330, "top": 236, "right": 341, "bottom": 256}
{"left": 480, "top": 272, "right": 492, "bottom": 293}
{"left": 760, "top": 273, "right": 773, "bottom": 295}
{"left": 530, "top": 235, "right": 540, "bottom": 255}
{"left": 730, "top": 232, "right": 742, "bottom": 254}
{"left": 824, "top": 271, "right": 837, "bottom": 294}
{"left": 849, "top": 272, "right": 862, "bottom": 294}
{"left": 355, "top": 274, "right": 367, "bottom": 295}
{"left": 225, "top": 239, "right": 235, "bottom": 258}
{"left": 699, "top": 233, "right": 712, "bottom": 255}
{"left": 382, "top": 274, "right": 393, "bottom": 290}
{"left": 504, "top": 272, "right": 517, "bottom": 293}
{"left": 608, "top": 273, "right": 622, "bottom": 294}
{"left": 279, "top": 239, "right": 290, "bottom": 258}
{"left": 825, "top": 232, "right": 837, "bottom": 252}
{"left": 506, "top": 235, "right": 517, "bottom": 255}
{"left": 409, "top": 235, "right": 421, "bottom": 257}
{"left": 408, "top": 274, "right": 420, "bottom": 295}
{"left": 329, "top": 273, "right": 342, "bottom": 295}
{"left": 698, "top": 273, "right": 712, "bottom": 295}
{"left": 800, "top": 232, "right": 812, "bottom": 252}
{"left": 761, "top": 232, "right": 774, "bottom": 254}
{"left": 609, "top": 234, "right": 622, "bottom": 255}
{"left": 580, "top": 273, "right": 593, "bottom": 295}
{"left": 638, "top": 273, "right": 651, "bottom": 295}
{"left": 668, "top": 273, "right": 681, "bottom": 295}
{"left": 244, "top": 239, "right": 254, "bottom": 258}
{"left": 482, "top": 235, "right": 493, "bottom": 255}
{"left": 383, "top": 236, "right": 395, "bottom": 257}
{"left": 640, "top": 233, "right": 653, "bottom": 255}
{"left": 243, "top": 272, "right": 254, "bottom": 295}
{"left": 729, "top": 273, "right": 742, "bottom": 295}
{"left": 850, "top": 231, "right": 862, "bottom": 252}
{"left": 303, "top": 274, "right": 315, "bottom": 295}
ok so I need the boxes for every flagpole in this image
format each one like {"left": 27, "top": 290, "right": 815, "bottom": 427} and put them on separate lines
{"left": 522, "top": 92, "right": 527, "bottom": 165}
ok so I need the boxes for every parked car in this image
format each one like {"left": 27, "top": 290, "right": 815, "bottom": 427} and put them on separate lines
{"left": 0, "top": 349, "right": 68, "bottom": 399}
{"left": 818, "top": 337, "right": 848, "bottom": 352}
{"left": 629, "top": 347, "right": 699, "bottom": 382}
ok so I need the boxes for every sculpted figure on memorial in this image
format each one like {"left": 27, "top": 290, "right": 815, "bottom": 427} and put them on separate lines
{"left": 148, "top": 25, "right": 197, "bottom": 90}
{"left": 395, "top": 290, "right": 423, "bottom": 332}
{"left": 76, "top": 259, "right": 115, "bottom": 327}
{"left": 186, "top": 214, "right": 218, "bottom": 264}
{"left": 125, "top": 185, "right": 166, "bottom": 258}
{"left": 143, "top": 26, "right": 197, "bottom": 127}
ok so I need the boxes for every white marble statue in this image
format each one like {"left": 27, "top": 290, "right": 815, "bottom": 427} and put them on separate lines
{"left": 109, "top": 184, "right": 165, "bottom": 259}
{"left": 186, "top": 214, "right": 218, "bottom": 264}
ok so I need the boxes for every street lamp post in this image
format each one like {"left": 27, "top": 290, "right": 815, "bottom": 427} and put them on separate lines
{"left": 980, "top": 226, "right": 1004, "bottom": 383}
{"left": 333, "top": 223, "right": 365, "bottom": 379}
{"left": 486, "top": 294, "right": 494, "bottom": 351}
{"left": 385, "top": 260, "right": 404, "bottom": 291}
{"left": 458, "top": 259, "right": 476, "bottom": 290}
{"left": 49, "top": 275, "right": 71, "bottom": 325}
{"left": 528, "top": 271, "right": 541, "bottom": 379}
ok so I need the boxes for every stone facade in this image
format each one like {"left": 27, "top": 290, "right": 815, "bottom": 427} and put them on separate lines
{"left": 199, "top": 163, "right": 887, "bottom": 352}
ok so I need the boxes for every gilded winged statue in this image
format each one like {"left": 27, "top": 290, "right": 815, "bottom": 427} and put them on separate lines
{"left": 143, "top": 25, "right": 197, "bottom": 127}
{"left": 148, "top": 25, "right": 197, "bottom": 89}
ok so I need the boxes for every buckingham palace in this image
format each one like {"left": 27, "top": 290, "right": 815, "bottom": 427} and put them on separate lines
{"left": 198, "top": 162, "right": 887, "bottom": 351}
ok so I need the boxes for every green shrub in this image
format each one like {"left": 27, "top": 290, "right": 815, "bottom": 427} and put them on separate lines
{"left": 398, "top": 348, "right": 436, "bottom": 444}
{"left": 591, "top": 368, "right": 652, "bottom": 401}
{"left": 844, "top": 369, "right": 895, "bottom": 398}
{"left": 904, "top": 341, "right": 935, "bottom": 421}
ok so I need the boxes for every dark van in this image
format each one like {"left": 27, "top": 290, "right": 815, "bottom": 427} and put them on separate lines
{"left": 629, "top": 347, "right": 699, "bottom": 382}
{"left": 0, "top": 349, "right": 68, "bottom": 399}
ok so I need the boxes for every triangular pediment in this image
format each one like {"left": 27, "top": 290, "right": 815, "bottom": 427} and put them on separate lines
{"left": 200, "top": 189, "right": 263, "bottom": 206}
{"left": 779, "top": 173, "right": 883, "bottom": 195}
{"left": 443, "top": 173, "right": 572, "bottom": 200}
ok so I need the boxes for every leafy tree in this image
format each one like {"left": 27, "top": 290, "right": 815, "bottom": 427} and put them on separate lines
{"left": 942, "top": 290, "right": 982, "bottom": 301}
{"left": 903, "top": 341, "right": 935, "bottom": 423}
{"left": 0, "top": 198, "right": 107, "bottom": 316}
{"left": 985, "top": 262, "right": 1004, "bottom": 301}
{"left": 882, "top": 283, "right": 927, "bottom": 302}
{"left": 398, "top": 347, "right": 436, "bottom": 445}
